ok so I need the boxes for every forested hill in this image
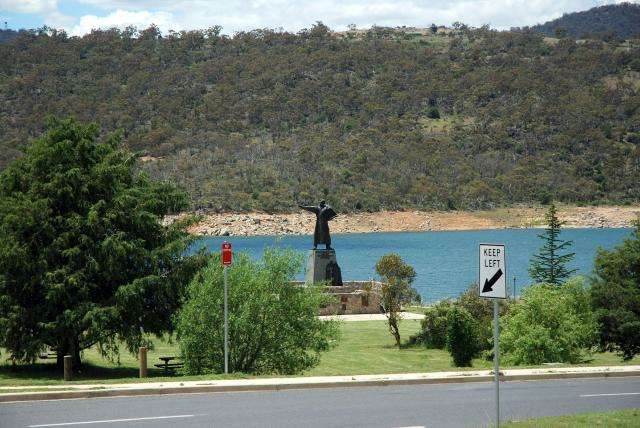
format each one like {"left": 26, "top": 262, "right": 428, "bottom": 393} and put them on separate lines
{"left": 0, "top": 29, "right": 20, "bottom": 44}
{"left": 525, "top": 3, "right": 640, "bottom": 39}
{"left": 1, "top": 25, "right": 639, "bottom": 213}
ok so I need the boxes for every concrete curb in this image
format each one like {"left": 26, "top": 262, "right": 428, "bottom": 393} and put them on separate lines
{"left": 1, "top": 367, "right": 639, "bottom": 403}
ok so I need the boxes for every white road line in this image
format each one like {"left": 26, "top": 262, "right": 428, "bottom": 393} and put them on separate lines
{"left": 580, "top": 392, "right": 640, "bottom": 398}
{"left": 28, "top": 414, "right": 203, "bottom": 427}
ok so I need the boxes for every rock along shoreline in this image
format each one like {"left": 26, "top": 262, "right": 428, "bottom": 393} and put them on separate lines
{"left": 164, "top": 205, "right": 640, "bottom": 237}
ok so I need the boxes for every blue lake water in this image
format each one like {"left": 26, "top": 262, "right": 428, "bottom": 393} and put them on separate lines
{"left": 193, "top": 228, "right": 633, "bottom": 303}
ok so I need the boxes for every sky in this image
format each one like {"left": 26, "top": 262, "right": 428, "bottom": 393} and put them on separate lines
{"left": 0, "top": 0, "right": 637, "bottom": 36}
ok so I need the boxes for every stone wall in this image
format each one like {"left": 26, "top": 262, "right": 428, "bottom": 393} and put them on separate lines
{"left": 318, "top": 281, "right": 383, "bottom": 315}
{"left": 291, "top": 280, "right": 383, "bottom": 315}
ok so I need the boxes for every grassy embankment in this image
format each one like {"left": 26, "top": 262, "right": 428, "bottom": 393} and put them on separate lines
{"left": 0, "top": 320, "right": 638, "bottom": 389}
{"left": 503, "top": 408, "right": 640, "bottom": 427}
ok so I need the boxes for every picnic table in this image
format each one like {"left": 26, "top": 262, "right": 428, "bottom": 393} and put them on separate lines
{"left": 154, "top": 356, "right": 184, "bottom": 375}
{"left": 39, "top": 351, "right": 57, "bottom": 360}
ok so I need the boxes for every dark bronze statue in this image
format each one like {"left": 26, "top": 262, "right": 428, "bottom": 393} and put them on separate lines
{"left": 299, "top": 201, "right": 337, "bottom": 249}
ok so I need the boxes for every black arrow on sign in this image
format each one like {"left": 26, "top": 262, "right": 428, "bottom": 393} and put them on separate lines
{"left": 482, "top": 268, "right": 503, "bottom": 293}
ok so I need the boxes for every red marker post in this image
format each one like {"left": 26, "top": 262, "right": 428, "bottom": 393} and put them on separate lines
{"left": 222, "top": 242, "right": 233, "bottom": 266}
{"left": 221, "top": 242, "right": 232, "bottom": 374}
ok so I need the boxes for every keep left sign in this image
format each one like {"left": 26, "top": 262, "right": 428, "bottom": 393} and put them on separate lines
{"left": 479, "top": 244, "right": 506, "bottom": 299}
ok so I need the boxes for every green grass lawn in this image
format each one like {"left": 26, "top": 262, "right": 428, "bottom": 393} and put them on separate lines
{"left": 403, "top": 305, "right": 430, "bottom": 314}
{"left": 503, "top": 408, "right": 640, "bottom": 427}
{"left": 1, "top": 320, "right": 637, "bottom": 387}
{"left": 306, "top": 319, "right": 462, "bottom": 375}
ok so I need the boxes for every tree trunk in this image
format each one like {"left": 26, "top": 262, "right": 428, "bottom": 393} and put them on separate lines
{"left": 71, "top": 337, "right": 81, "bottom": 370}
{"left": 56, "top": 336, "right": 82, "bottom": 371}
{"left": 392, "top": 325, "right": 401, "bottom": 348}
{"left": 389, "top": 316, "right": 401, "bottom": 348}
{"left": 56, "top": 345, "right": 66, "bottom": 370}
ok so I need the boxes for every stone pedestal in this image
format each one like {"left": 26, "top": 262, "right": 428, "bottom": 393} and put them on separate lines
{"left": 305, "top": 249, "right": 343, "bottom": 286}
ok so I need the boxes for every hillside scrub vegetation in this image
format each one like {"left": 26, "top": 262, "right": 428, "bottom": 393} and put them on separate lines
{"left": 176, "top": 249, "right": 339, "bottom": 375}
{"left": 1, "top": 23, "right": 639, "bottom": 212}
{"left": 524, "top": 3, "right": 640, "bottom": 40}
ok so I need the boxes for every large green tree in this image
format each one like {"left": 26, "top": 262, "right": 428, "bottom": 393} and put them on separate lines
{"left": 591, "top": 221, "right": 640, "bottom": 360}
{"left": 528, "top": 203, "right": 577, "bottom": 285}
{"left": 0, "top": 118, "right": 205, "bottom": 369}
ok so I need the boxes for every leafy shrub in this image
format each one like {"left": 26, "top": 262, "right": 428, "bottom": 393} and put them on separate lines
{"left": 457, "top": 284, "right": 510, "bottom": 351}
{"left": 408, "top": 300, "right": 452, "bottom": 349}
{"left": 409, "top": 285, "right": 509, "bottom": 350}
{"left": 445, "top": 307, "right": 481, "bottom": 367}
{"left": 500, "top": 278, "right": 597, "bottom": 365}
{"left": 175, "top": 249, "right": 339, "bottom": 375}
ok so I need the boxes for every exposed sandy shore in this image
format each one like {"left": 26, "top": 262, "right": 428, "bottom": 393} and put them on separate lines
{"left": 164, "top": 205, "right": 640, "bottom": 237}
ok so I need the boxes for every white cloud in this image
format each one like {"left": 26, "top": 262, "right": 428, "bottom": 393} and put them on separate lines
{"left": 164, "top": 0, "right": 617, "bottom": 33}
{"left": 46, "top": 10, "right": 76, "bottom": 28}
{"left": 105, "top": 1, "right": 640, "bottom": 33}
{"left": 0, "top": 0, "right": 57, "bottom": 14}
{"left": 0, "top": 0, "right": 75, "bottom": 30}
{"left": 69, "top": 9, "right": 176, "bottom": 36}
{"left": 8, "top": 0, "right": 640, "bottom": 35}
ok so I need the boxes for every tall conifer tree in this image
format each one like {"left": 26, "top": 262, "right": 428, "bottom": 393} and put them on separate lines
{"left": 0, "top": 118, "right": 206, "bottom": 369}
{"left": 528, "top": 203, "right": 577, "bottom": 285}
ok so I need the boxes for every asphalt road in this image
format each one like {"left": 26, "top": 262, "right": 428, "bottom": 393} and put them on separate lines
{"left": 1, "top": 377, "right": 639, "bottom": 428}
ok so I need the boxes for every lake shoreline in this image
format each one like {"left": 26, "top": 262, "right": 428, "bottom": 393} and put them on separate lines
{"left": 166, "top": 205, "right": 640, "bottom": 237}
{"left": 192, "top": 228, "right": 632, "bottom": 303}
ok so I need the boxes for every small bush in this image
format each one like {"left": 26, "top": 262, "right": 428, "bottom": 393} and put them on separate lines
{"left": 457, "top": 284, "right": 510, "bottom": 351}
{"left": 175, "top": 248, "right": 339, "bottom": 375}
{"left": 426, "top": 107, "right": 441, "bottom": 119}
{"left": 408, "top": 300, "right": 452, "bottom": 348}
{"left": 445, "top": 307, "right": 481, "bottom": 367}
{"left": 500, "top": 278, "right": 597, "bottom": 365}
{"left": 409, "top": 285, "right": 509, "bottom": 351}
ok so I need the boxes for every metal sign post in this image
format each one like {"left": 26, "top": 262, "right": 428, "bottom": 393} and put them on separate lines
{"left": 221, "top": 242, "right": 233, "bottom": 374}
{"left": 223, "top": 265, "right": 228, "bottom": 374}
{"left": 493, "top": 298, "right": 500, "bottom": 427}
{"left": 479, "top": 244, "right": 506, "bottom": 428}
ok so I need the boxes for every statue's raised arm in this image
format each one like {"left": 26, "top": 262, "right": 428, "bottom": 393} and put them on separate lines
{"left": 298, "top": 204, "right": 319, "bottom": 214}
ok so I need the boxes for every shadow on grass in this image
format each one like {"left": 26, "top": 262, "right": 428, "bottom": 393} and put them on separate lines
{"left": 0, "top": 361, "right": 180, "bottom": 383}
